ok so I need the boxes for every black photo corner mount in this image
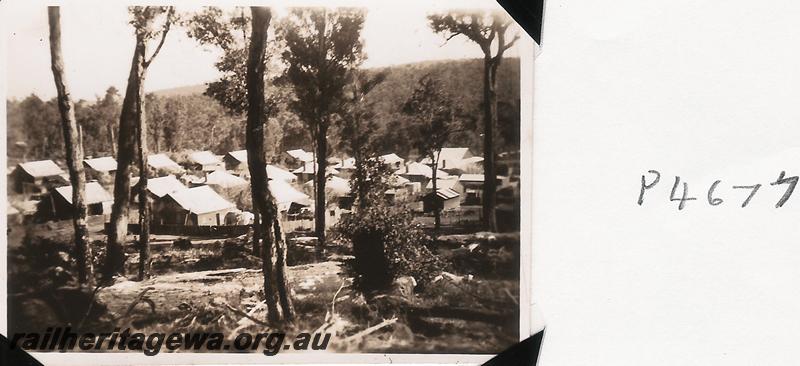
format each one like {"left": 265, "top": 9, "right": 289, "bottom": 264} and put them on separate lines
{"left": 0, "top": 334, "right": 45, "bottom": 366}
{"left": 497, "top": 0, "right": 543, "bottom": 45}
{"left": 482, "top": 329, "right": 545, "bottom": 366}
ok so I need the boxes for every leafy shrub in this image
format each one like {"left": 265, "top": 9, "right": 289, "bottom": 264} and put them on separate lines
{"left": 334, "top": 204, "right": 442, "bottom": 294}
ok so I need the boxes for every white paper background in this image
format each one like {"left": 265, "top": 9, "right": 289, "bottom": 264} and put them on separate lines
{"left": 534, "top": 0, "right": 800, "bottom": 365}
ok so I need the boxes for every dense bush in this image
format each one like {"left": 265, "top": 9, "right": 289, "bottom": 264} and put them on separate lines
{"left": 334, "top": 204, "right": 442, "bottom": 294}
{"left": 8, "top": 235, "right": 76, "bottom": 293}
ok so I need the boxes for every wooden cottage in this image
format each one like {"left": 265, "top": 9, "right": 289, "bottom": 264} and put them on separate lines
{"left": 378, "top": 153, "right": 405, "bottom": 171}
{"left": 131, "top": 175, "right": 187, "bottom": 201}
{"left": 153, "top": 185, "right": 237, "bottom": 226}
{"left": 399, "top": 161, "right": 449, "bottom": 186}
{"left": 49, "top": 181, "right": 113, "bottom": 219}
{"left": 285, "top": 149, "right": 314, "bottom": 169}
{"left": 458, "top": 174, "right": 505, "bottom": 205}
{"left": 188, "top": 151, "right": 224, "bottom": 172}
{"left": 10, "top": 160, "right": 66, "bottom": 199}
{"left": 423, "top": 188, "right": 461, "bottom": 213}
{"left": 293, "top": 162, "right": 339, "bottom": 184}
{"left": 425, "top": 177, "right": 463, "bottom": 196}
{"left": 223, "top": 150, "right": 249, "bottom": 176}
{"left": 147, "top": 153, "right": 181, "bottom": 173}
{"left": 266, "top": 164, "right": 298, "bottom": 183}
{"left": 83, "top": 156, "right": 117, "bottom": 180}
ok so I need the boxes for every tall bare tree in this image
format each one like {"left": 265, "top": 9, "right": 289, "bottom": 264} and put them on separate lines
{"left": 247, "top": 6, "right": 294, "bottom": 324}
{"left": 279, "top": 8, "right": 366, "bottom": 251}
{"left": 106, "top": 6, "right": 175, "bottom": 280}
{"left": 429, "top": 11, "right": 519, "bottom": 232}
{"left": 48, "top": 7, "right": 92, "bottom": 285}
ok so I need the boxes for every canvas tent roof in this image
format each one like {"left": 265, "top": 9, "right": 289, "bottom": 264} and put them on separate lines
{"left": 132, "top": 175, "right": 187, "bottom": 198}
{"left": 167, "top": 185, "right": 236, "bottom": 214}
{"left": 189, "top": 151, "right": 222, "bottom": 166}
{"left": 18, "top": 160, "right": 64, "bottom": 178}
{"left": 226, "top": 150, "right": 248, "bottom": 163}
{"left": 55, "top": 181, "right": 113, "bottom": 205}
{"left": 267, "top": 165, "right": 297, "bottom": 182}
{"left": 204, "top": 170, "right": 248, "bottom": 188}
{"left": 83, "top": 156, "right": 117, "bottom": 172}
{"left": 148, "top": 154, "right": 180, "bottom": 170}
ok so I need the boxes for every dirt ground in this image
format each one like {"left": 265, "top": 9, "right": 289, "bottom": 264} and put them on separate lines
{"left": 8, "top": 219, "right": 520, "bottom": 354}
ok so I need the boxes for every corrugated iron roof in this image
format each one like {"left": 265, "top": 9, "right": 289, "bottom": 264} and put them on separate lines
{"left": 420, "top": 147, "right": 471, "bottom": 167}
{"left": 132, "top": 175, "right": 187, "bottom": 198}
{"left": 83, "top": 156, "right": 117, "bottom": 172}
{"left": 293, "top": 162, "right": 339, "bottom": 175}
{"left": 55, "top": 181, "right": 113, "bottom": 205}
{"left": 426, "top": 177, "right": 460, "bottom": 190}
{"left": 459, "top": 174, "right": 484, "bottom": 182}
{"left": 402, "top": 162, "right": 449, "bottom": 179}
{"left": 189, "top": 151, "right": 221, "bottom": 166}
{"left": 226, "top": 150, "right": 248, "bottom": 163}
{"left": 17, "top": 160, "right": 65, "bottom": 178}
{"left": 453, "top": 156, "right": 484, "bottom": 170}
{"left": 266, "top": 165, "right": 297, "bottom": 182}
{"left": 205, "top": 170, "right": 248, "bottom": 188}
{"left": 147, "top": 154, "right": 180, "bottom": 170}
{"left": 167, "top": 185, "right": 236, "bottom": 214}
{"left": 304, "top": 175, "right": 350, "bottom": 196}
{"left": 379, "top": 153, "right": 404, "bottom": 165}
{"left": 286, "top": 149, "right": 314, "bottom": 162}
{"left": 435, "top": 188, "right": 460, "bottom": 200}
{"left": 269, "top": 179, "right": 310, "bottom": 206}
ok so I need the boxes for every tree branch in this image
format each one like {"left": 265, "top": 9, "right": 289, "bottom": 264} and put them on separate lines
{"left": 143, "top": 7, "right": 175, "bottom": 68}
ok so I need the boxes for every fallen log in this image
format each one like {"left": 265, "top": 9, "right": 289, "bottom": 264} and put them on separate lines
{"left": 341, "top": 317, "right": 398, "bottom": 344}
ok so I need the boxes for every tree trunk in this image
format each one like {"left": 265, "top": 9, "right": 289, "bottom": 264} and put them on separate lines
{"left": 252, "top": 212, "right": 261, "bottom": 257}
{"left": 106, "top": 32, "right": 146, "bottom": 280}
{"left": 48, "top": 7, "right": 92, "bottom": 285}
{"left": 314, "top": 126, "right": 327, "bottom": 253}
{"left": 247, "top": 7, "right": 294, "bottom": 325}
{"left": 356, "top": 150, "right": 368, "bottom": 210}
{"left": 136, "top": 73, "right": 151, "bottom": 281}
{"left": 273, "top": 218, "right": 295, "bottom": 321}
{"left": 107, "top": 125, "right": 116, "bottom": 159}
{"left": 431, "top": 156, "right": 441, "bottom": 230}
{"left": 481, "top": 58, "right": 498, "bottom": 232}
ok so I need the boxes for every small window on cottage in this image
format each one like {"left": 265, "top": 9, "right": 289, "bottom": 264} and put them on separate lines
{"left": 329, "top": 210, "right": 335, "bottom": 217}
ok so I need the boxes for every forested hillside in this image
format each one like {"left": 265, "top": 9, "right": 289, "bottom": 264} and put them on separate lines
{"left": 7, "top": 58, "right": 519, "bottom": 164}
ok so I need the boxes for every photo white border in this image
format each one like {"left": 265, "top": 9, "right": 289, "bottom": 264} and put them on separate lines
{"left": 0, "top": 0, "right": 539, "bottom": 364}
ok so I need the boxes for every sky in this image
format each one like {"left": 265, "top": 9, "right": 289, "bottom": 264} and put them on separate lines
{"left": 3, "top": 1, "right": 520, "bottom": 101}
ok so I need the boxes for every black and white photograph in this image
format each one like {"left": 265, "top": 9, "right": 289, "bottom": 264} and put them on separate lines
{"left": 3, "top": 0, "right": 534, "bottom": 363}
